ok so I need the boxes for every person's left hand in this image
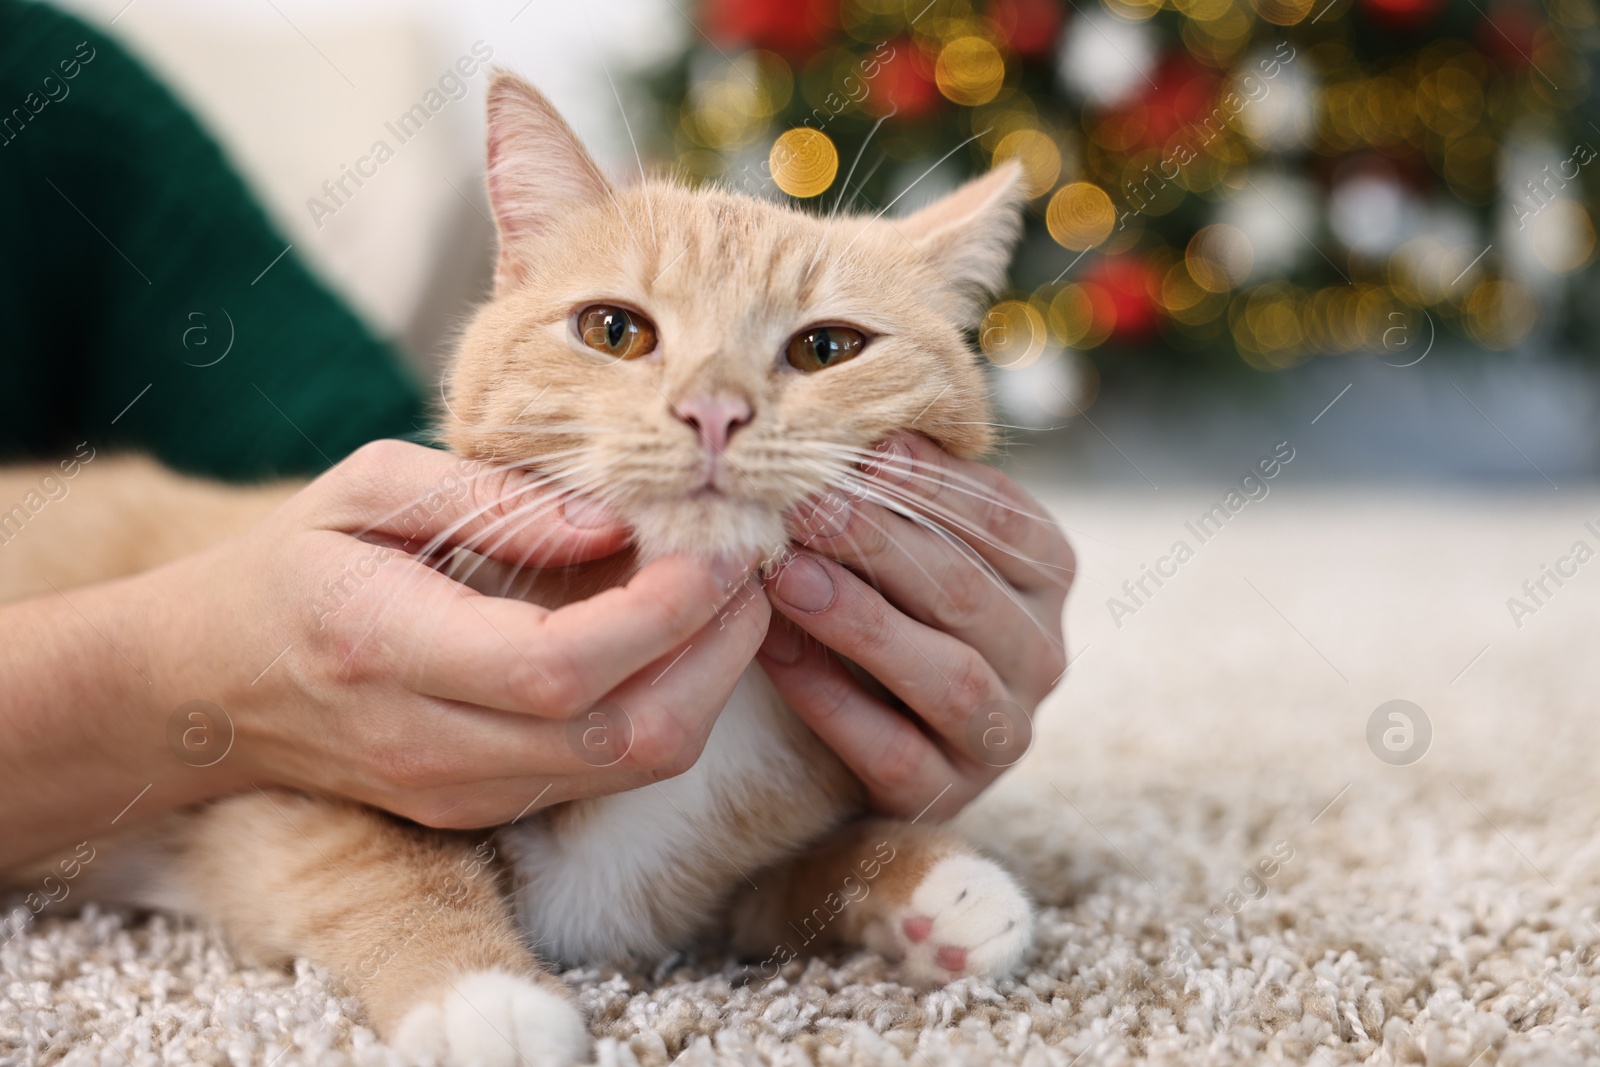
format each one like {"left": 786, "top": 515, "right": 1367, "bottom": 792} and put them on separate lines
{"left": 756, "top": 433, "right": 1073, "bottom": 822}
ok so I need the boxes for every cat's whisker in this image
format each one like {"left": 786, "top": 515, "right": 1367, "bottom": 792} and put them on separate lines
{"left": 584, "top": 0, "right": 659, "bottom": 252}
{"left": 441, "top": 495, "right": 569, "bottom": 585}
{"left": 356, "top": 459, "right": 604, "bottom": 618}
{"left": 829, "top": 113, "right": 890, "bottom": 222}
{"left": 801, "top": 443, "right": 1070, "bottom": 546}
{"left": 816, "top": 469, "right": 1063, "bottom": 646}
{"left": 343, "top": 491, "right": 570, "bottom": 652}
{"left": 801, "top": 112, "right": 892, "bottom": 281}
{"left": 803, "top": 456, "right": 1071, "bottom": 595}
{"left": 833, "top": 128, "right": 991, "bottom": 264}
{"left": 342, "top": 471, "right": 613, "bottom": 680}
{"left": 347, "top": 453, "right": 588, "bottom": 546}
{"left": 838, "top": 154, "right": 887, "bottom": 216}
{"left": 806, "top": 441, "right": 1041, "bottom": 515}
{"left": 450, "top": 509, "right": 572, "bottom": 598}
{"left": 806, "top": 442, "right": 1131, "bottom": 554}
{"left": 844, "top": 473, "right": 1076, "bottom": 597}
{"left": 948, "top": 420, "right": 1050, "bottom": 434}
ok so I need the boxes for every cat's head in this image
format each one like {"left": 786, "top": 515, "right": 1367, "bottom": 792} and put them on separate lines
{"left": 445, "top": 73, "right": 1024, "bottom": 560}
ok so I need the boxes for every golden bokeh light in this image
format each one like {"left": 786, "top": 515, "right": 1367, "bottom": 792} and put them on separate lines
{"left": 1046, "top": 182, "right": 1116, "bottom": 250}
{"left": 1249, "top": 0, "right": 1316, "bottom": 25}
{"left": 1442, "top": 136, "right": 1497, "bottom": 203}
{"left": 683, "top": 52, "right": 792, "bottom": 151}
{"left": 1104, "top": 0, "right": 1165, "bottom": 20}
{"left": 675, "top": 148, "right": 728, "bottom": 184}
{"left": 992, "top": 129, "right": 1062, "bottom": 198}
{"left": 1161, "top": 262, "right": 1228, "bottom": 324}
{"left": 1416, "top": 63, "right": 1483, "bottom": 138}
{"left": 769, "top": 128, "right": 839, "bottom": 198}
{"left": 980, "top": 300, "right": 1049, "bottom": 367}
{"left": 1182, "top": 6, "right": 1254, "bottom": 68}
{"left": 1388, "top": 237, "right": 1487, "bottom": 305}
{"left": 1174, "top": 0, "right": 1233, "bottom": 18}
{"left": 935, "top": 37, "right": 1006, "bottom": 107}
{"left": 1231, "top": 284, "right": 1311, "bottom": 369}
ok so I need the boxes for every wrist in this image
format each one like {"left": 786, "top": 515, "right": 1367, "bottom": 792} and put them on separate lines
{"left": 0, "top": 568, "right": 240, "bottom": 868}
{"left": 100, "top": 557, "right": 258, "bottom": 804}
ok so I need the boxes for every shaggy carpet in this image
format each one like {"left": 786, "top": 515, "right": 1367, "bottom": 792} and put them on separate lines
{"left": 5, "top": 486, "right": 1600, "bottom": 1066}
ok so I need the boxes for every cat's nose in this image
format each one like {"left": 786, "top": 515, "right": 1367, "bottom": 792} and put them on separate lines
{"left": 674, "top": 393, "right": 752, "bottom": 453}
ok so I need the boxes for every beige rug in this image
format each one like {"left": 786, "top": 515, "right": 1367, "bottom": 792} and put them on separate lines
{"left": 5, "top": 486, "right": 1600, "bottom": 1066}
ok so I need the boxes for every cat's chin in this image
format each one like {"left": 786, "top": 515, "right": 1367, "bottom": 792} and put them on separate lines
{"left": 628, "top": 495, "right": 787, "bottom": 563}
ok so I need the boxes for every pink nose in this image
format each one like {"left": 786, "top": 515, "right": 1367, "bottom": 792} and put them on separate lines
{"left": 674, "top": 394, "right": 752, "bottom": 453}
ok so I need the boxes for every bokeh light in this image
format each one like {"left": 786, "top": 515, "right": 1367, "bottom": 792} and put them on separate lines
{"left": 656, "top": 0, "right": 1595, "bottom": 379}
{"left": 1047, "top": 182, "right": 1117, "bottom": 250}
{"left": 935, "top": 36, "right": 1006, "bottom": 107}
{"left": 1186, "top": 224, "right": 1254, "bottom": 291}
{"left": 992, "top": 128, "right": 1062, "bottom": 197}
{"left": 980, "top": 299, "right": 1049, "bottom": 366}
{"left": 770, "top": 127, "right": 839, "bottom": 197}
{"left": 1048, "top": 284, "right": 1117, "bottom": 349}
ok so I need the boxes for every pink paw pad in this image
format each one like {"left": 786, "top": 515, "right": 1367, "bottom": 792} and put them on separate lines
{"left": 936, "top": 946, "right": 967, "bottom": 973}
{"left": 902, "top": 916, "right": 933, "bottom": 943}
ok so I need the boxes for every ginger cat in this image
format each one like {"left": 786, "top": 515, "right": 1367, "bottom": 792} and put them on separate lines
{"left": 1, "top": 75, "right": 1039, "bottom": 1066}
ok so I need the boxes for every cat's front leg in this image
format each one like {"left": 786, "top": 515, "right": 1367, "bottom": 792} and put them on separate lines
{"left": 87, "top": 791, "right": 589, "bottom": 1067}
{"left": 730, "top": 818, "right": 1034, "bottom": 987}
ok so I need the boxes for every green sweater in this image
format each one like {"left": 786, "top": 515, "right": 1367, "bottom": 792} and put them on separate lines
{"left": 0, "top": 0, "right": 426, "bottom": 479}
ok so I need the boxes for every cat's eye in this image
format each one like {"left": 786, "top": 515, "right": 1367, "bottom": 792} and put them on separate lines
{"left": 785, "top": 325, "right": 867, "bottom": 373}
{"left": 576, "top": 304, "right": 657, "bottom": 360}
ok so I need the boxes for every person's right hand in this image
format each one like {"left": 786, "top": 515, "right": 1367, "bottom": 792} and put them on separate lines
{"left": 130, "top": 440, "right": 767, "bottom": 829}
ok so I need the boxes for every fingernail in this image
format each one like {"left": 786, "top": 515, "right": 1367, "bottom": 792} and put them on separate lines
{"left": 712, "top": 553, "right": 756, "bottom": 594}
{"left": 760, "top": 621, "right": 804, "bottom": 665}
{"left": 863, "top": 437, "right": 913, "bottom": 485}
{"left": 563, "top": 496, "right": 615, "bottom": 529}
{"left": 773, "top": 554, "right": 835, "bottom": 613}
{"left": 799, "top": 494, "right": 850, "bottom": 540}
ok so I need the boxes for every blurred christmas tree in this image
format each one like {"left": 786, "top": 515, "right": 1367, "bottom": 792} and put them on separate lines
{"left": 630, "top": 0, "right": 1598, "bottom": 414}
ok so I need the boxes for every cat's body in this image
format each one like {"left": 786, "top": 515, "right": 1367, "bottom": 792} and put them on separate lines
{"left": 1, "top": 75, "right": 1045, "bottom": 1065}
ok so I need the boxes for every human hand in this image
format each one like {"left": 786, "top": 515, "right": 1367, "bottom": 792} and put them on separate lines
{"left": 756, "top": 434, "right": 1072, "bottom": 822}
{"left": 134, "top": 440, "right": 765, "bottom": 828}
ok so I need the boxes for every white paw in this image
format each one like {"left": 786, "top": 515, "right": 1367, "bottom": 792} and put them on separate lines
{"left": 392, "top": 970, "right": 589, "bottom": 1067}
{"left": 870, "top": 854, "right": 1034, "bottom": 987}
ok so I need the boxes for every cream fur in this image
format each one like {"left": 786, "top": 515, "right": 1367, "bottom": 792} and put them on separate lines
{"left": 446, "top": 74, "right": 1018, "bottom": 560}
{"left": 0, "top": 74, "right": 1037, "bottom": 1065}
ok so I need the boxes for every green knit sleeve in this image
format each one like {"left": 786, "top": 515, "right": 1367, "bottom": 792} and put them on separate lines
{"left": 0, "top": 0, "right": 429, "bottom": 480}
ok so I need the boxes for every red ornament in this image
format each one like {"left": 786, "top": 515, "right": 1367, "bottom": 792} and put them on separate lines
{"left": 1144, "top": 55, "right": 1221, "bottom": 146}
{"left": 862, "top": 40, "right": 941, "bottom": 120}
{"left": 1082, "top": 256, "right": 1160, "bottom": 340}
{"left": 1101, "top": 53, "right": 1219, "bottom": 152}
{"left": 985, "top": 0, "right": 1062, "bottom": 59}
{"left": 702, "top": 0, "right": 835, "bottom": 58}
{"left": 1359, "top": 0, "right": 1446, "bottom": 30}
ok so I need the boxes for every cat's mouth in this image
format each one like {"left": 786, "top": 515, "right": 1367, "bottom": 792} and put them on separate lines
{"left": 629, "top": 480, "right": 789, "bottom": 560}
{"left": 694, "top": 452, "right": 741, "bottom": 495}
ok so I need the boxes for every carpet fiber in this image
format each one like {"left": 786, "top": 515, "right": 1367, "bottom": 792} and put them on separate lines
{"left": 5, "top": 488, "right": 1600, "bottom": 1066}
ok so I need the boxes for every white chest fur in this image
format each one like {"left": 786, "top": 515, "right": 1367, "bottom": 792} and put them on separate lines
{"left": 497, "top": 664, "right": 851, "bottom": 964}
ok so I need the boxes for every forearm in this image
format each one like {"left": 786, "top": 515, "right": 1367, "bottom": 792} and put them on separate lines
{"left": 0, "top": 574, "right": 238, "bottom": 870}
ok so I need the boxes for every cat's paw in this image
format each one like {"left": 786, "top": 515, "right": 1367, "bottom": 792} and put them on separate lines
{"left": 392, "top": 970, "right": 589, "bottom": 1067}
{"left": 874, "top": 853, "right": 1034, "bottom": 987}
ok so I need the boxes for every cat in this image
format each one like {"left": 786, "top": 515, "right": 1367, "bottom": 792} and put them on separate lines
{"left": 1, "top": 73, "right": 1043, "bottom": 1066}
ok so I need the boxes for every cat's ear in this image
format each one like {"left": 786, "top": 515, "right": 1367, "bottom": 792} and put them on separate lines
{"left": 485, "top": 72, "right": 613, "bottom": 289}
{"left": 895, "top": 162, "right": 1025, "bottom": 325}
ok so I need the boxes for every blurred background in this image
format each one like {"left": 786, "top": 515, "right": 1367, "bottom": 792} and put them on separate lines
{"left": 58, "top": 0, "right": 1600, "bottom": 485}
